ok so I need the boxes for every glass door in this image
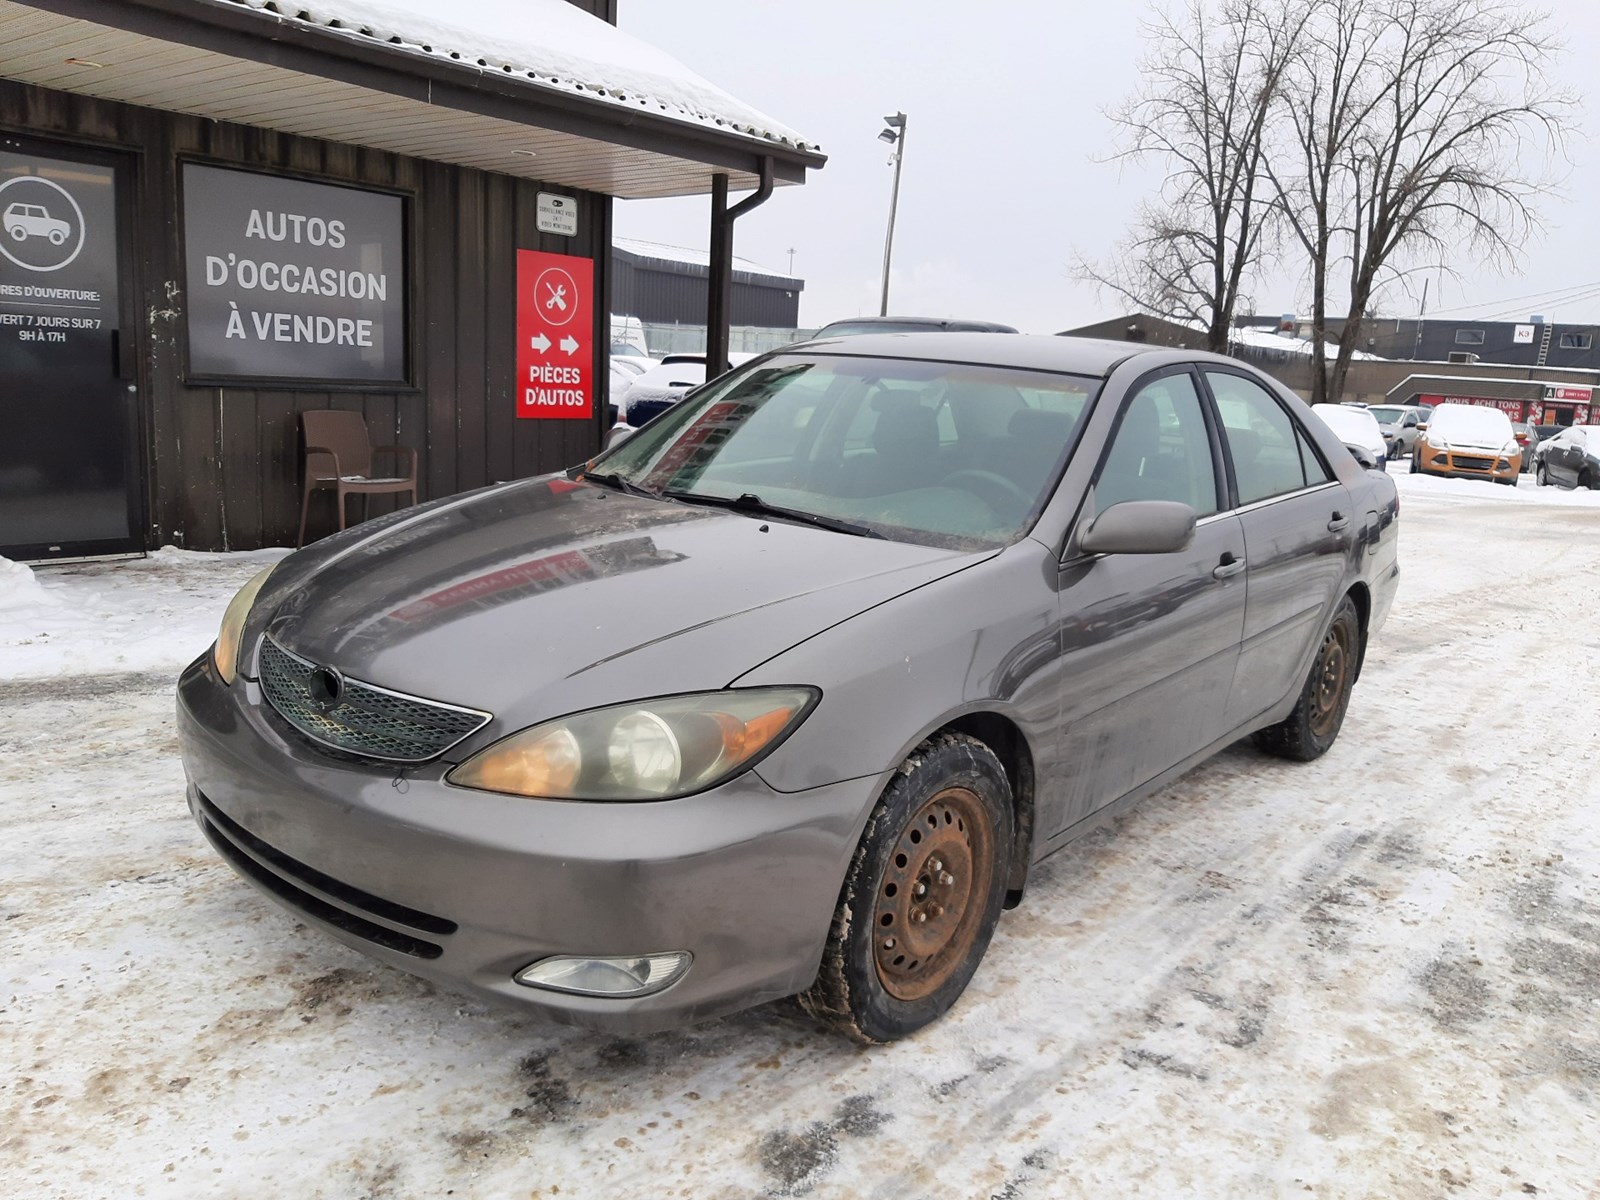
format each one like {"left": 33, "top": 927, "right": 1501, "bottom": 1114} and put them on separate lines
{"left": 0, "top": 140, "right": 139, "bottom": 561}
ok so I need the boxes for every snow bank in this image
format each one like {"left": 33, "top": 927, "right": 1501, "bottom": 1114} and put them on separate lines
{"left": 1394, "top": 470, "right": 1600, "bottom": 506}
{"left": 229, "top": 0, "right": 817, "bottom": 151}
{"left": 0, "top": 547, "right": 290, "bottom": 683}
{"left": 0, "top": 555, "right": 53, "bottom": 615}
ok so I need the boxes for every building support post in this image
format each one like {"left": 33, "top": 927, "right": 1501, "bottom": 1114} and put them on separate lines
{"left": 706, "top": 157, "right": 774, "bottom": 376}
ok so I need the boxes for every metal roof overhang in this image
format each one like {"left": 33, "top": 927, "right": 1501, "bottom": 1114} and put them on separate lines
{"left": 1386, "top": 375, "right": 1550, "bottom": 404}
{"left": 0, "top": 0, "right": 824, "bottom": 198}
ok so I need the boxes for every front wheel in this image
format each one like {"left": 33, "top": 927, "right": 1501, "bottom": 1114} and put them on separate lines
{"left": 1409, "top": 450, "right": 1421, "bottom": 474}
{"left": 1253, "top": 595, "right": 1360, "bottom": 762}
{"left": 1536, "top": 463, "right": 1549, "bottom": 487}
{"left": 800, "top": 732, "right": 1012, "bottom": 1043}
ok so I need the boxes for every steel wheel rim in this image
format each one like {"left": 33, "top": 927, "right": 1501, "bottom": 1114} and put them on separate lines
{"left": 872, "top": 786, "right": 994, "bottom": 1001}
{"left": 1309, "top": 620, "right": 1351, "bottom": 739}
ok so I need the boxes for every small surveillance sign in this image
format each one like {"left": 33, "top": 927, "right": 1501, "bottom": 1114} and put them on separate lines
{"left": 536, "top": 192, "right": 577, "bottom": 237}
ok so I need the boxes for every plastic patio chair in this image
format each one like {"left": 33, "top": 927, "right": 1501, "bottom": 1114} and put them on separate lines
{"left": 297, "top": 410, "right": 418, "bottom": 546}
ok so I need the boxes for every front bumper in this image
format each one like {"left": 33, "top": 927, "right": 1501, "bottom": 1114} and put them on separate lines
{"left": 176, "top": 654, "right": 880, "bottom": 1033}
{"left": 1418, "top": 448, "right": 1518, "bottom": 482}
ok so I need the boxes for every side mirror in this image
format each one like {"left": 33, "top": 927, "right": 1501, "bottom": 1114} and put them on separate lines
{"left": 1079, "top": 500, "right": 1197, "bottom": 556}
{"left": 1344, "top": 442, "right": 1380, "bottom": 470}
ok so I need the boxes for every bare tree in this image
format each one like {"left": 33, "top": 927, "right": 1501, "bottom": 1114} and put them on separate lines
{"left": 1082, "top": 0, "right": 1300, "bottom": 352}
{"left": 1262, "top": 0, "right": 1388, "bottom": 403}
{"left": 1270, "top": 0, "right": 1573, "bottom": 402}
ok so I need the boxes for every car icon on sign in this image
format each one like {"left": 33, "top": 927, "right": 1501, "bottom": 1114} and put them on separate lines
{"left": 4, "top": 202, "right": 71, "bottom": 246}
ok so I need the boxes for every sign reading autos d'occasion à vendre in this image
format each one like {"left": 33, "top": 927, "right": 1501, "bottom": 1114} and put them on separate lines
{"left": 182, "top": 164, "right": 406, "bottom": 383}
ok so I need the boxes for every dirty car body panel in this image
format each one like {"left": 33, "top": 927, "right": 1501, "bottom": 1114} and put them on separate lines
{"left": 178, "top": 335, "right": 1399, "bottom": 1033}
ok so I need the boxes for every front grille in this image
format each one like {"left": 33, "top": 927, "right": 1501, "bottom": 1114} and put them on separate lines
{"left": 257, "top": 636, "right": 490, "bottom": 763}
{"left": 197, "top": 790, "right": 453, "bottom": 959}
{"left": 1451, "top": 454, "right": 1494, "bottom": 471}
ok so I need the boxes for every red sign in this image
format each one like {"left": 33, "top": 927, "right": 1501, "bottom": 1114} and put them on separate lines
{"left": 516, "top": 248, "right": 594, "bottom": 420}
{"left": 1419, "top": 393, "right": 1530, "bottom": 420}
{"left": 1545, "top": 385, "right": 1591, "bottom": 402}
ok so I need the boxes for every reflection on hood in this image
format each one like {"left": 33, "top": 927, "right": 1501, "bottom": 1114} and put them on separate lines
{"left": 385, "top": 536, "right": 685, "bottom": 632}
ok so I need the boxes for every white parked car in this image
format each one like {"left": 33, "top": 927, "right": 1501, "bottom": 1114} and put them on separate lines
{"left": 1311, "top": 403, "right": 1388, "bottom": 472}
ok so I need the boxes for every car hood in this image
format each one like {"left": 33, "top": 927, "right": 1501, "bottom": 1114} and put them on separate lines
{"left": 1435, "top": 434, "right": 1512, "bottom": 451}
{"left": 254, "top": 477, "right": 988, "bottom": 740}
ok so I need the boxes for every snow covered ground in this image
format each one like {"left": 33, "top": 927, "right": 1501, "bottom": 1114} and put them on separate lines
{"left": 3, "top": 472, "right": 1599, "bottom": 1199}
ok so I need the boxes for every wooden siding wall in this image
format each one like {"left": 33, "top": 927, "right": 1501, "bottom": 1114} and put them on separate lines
{"left": 1, "top": 79, "right": 611, "bottom": 551}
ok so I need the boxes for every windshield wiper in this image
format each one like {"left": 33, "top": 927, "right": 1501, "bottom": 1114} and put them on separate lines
{"left": 578, "top": 470, "right": 660, "bottom": 499}
{"left": 664, "top": 490, "right": 884, "bottom": 539}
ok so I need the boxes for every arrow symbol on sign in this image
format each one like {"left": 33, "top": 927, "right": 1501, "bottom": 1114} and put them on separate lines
{"left": 529, "top": 333, "right": 550, "bottom": 353}
{"left": 560, "top": 335, "right": 580, "bottom": 355}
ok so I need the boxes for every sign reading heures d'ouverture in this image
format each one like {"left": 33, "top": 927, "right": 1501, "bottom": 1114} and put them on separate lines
{"left": 182, "top": 164, "right": 406, "bottom": 383}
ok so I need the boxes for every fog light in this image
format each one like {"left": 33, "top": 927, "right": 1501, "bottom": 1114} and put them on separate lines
{"left": 514, "top": 952, "right": 692, "bottom": 998}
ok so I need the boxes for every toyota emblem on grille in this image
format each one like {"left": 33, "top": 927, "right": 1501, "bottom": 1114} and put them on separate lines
{"left": 306, "top": 666, "right": 346, "bottom": 712}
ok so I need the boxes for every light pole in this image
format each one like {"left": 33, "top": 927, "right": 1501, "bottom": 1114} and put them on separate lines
{"left": 878, "top": 112, "right": 906, "bottom": 317}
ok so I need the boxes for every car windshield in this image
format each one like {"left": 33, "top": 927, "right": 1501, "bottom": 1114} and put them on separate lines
{"left": 1366, "top": 406, "right": 1407, "bottom": 424}
{"left": 591, "top": 353, "right": 1099, "bottom": 549}
{"left": 1429, "top": 404, "right": 1513, "bottom": 443}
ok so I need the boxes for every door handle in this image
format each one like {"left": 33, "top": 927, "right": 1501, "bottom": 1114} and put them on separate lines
{"left": 1327, "top": 512, "right": 1349, "bottom": 532}
{"left": 1213, "top": 553, "right": 1245, "bottom": 580}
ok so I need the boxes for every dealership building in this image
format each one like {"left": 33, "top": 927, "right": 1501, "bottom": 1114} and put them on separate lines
{"left": 0, "top": 0, "right": 822, "bottom": 559}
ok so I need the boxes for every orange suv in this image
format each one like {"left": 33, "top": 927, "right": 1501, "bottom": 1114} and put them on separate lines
{"left": 1411, "top": 403, "right": 1520, "bottom": 485}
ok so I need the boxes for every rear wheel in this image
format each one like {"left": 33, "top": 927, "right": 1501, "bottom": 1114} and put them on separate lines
{"left": 800, "top": 733, "right": 1012, "bottom": 1043}
{"left": 1536, "top": 463, "right": 1549, "bottom": 487}
{"left": 1253, "top": 595, "right": 1360, "bottom": 762}
{"left": 1582, "top": 470, "right": 1595, "bottom": 491}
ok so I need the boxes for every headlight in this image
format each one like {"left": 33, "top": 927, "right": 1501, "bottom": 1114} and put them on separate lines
{"left": 448, "top": 688, "right": 818, "bottom": 801}
{"left": 212, "top": 563, "right": 278, "bottom": 685}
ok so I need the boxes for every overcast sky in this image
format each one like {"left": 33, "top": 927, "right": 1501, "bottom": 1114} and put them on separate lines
{"left": 612, "top": 1, "right": 1600, "bottom": 334}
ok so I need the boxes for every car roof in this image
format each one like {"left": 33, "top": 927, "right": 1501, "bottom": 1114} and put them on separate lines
{"left": 780, "top": 331, "right": 1230, "bottom": 378}
{"left": 814, "top": 315, "right": 1020, "bottom": 334}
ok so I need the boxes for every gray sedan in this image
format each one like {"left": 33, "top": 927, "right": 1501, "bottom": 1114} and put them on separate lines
{"left": 178, "top": 336, "right": 1399, "bottom": 1043}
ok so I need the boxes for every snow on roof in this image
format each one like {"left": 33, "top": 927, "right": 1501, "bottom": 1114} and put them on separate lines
{"left": 612, "top": 236, "right": 791, "bottom": 281}
{"left": 225, "top": 0, "right": 819, "bottom": 154}
{"left": 1232, "top": 327, "right": 1384, "bottom": 361}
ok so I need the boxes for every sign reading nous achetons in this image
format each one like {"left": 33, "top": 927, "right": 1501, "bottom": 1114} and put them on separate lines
{"left": 182, "top": 164, "right": 406, "bottom": 383}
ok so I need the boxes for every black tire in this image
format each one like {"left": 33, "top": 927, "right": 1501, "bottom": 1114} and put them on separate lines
{"left": 1536, "top": 463, "right": 1549, "bottom": 487}
{"left": 1409, "top": 450, "right": 1420, "bottom": 474}
{"left": 800, "top": 732, "right": 1012, "bottom": 1043}
{"left": 1582, "top": 470, "right": 1595, "bottom": 491}
{"left": 1253, "top": 595, "right": 1361, "bottom": 762}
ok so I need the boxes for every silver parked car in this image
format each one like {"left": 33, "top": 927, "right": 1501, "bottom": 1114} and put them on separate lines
{"left": 1365, "top": 404, "right": 1426, "bottom": 460}
{"left": 1534, "top": 425, "right": 1598, "bottom": 489}
{"left": 178, "top": 336, "right": 1399, "bottom": 1043}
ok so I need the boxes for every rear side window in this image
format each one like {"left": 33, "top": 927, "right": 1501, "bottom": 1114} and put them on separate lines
{"left": 1206, "top": 371, "right": 1326, "bottom": 505}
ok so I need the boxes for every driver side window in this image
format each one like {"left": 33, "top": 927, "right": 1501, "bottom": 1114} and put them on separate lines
{"left": 1094, "top": 373, "right": 1220, "bottom": 516}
